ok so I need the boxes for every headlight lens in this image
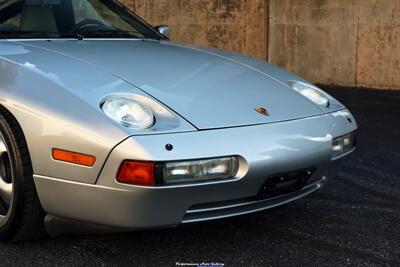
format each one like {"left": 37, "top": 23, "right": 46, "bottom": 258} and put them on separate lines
{"left": 163, "top": 157, "right": 239, "bottom": 185}
{"left": 332, "top": 132, "right": 356, "bottom": 159}
{"left": 288, "top": 81, "right": 330, "bottom": 107}
{"left": 101, "top": 96, "right": 154, "bottom": 129}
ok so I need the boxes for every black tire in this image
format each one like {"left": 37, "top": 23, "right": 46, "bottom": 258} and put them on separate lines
{"left": 0, "top": 107, "right": 45, "bottom": 242}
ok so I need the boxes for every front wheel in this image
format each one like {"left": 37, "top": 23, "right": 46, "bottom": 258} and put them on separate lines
{"left": 0, "top": 108, "right": 45, "bottom": 242}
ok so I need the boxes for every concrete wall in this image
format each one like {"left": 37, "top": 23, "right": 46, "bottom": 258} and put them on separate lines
{"left": 269, "top": 0, "right": 400, "bottom": 89}
{"left": 122, "top": 0, "right": 400, "bottom": 89}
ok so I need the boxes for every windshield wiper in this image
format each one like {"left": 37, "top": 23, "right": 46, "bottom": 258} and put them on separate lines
{"left": 79, "top": 29, "right": 142, "bottom": 38}
{"left": 0, "top": 29, "right": 162, "bottom": 41}
{"left": 78, "top": 29, "right": 163, "bottom": 40}
{"left": 0, "top": 31, "right": 84, "bottom": 40}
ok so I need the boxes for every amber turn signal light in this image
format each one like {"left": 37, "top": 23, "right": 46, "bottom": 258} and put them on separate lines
{"left": 52, "top": 148, "right": 96, "bottom": 167}
{"left": 117, "top": 161, "right": 155, "bottom": 186}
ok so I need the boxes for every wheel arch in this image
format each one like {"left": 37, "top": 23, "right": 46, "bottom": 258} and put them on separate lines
{"left": 0, "top": 103, "right": 33, "bottom": 173}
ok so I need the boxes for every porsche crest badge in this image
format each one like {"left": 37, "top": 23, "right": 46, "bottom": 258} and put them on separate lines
{"left": 255, "top": 107, "right": 270, "bottom": 116}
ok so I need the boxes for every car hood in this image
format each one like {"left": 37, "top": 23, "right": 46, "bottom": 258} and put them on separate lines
{"left": 17, "top": 40, "right": 324, "bottom": 130}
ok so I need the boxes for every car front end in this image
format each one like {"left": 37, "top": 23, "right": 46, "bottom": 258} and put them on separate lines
{"left": 34, "top": 108, "right": 357, "bottom": 229}
{"left": 0, "top": 0, "right": 357, "bottom": 239}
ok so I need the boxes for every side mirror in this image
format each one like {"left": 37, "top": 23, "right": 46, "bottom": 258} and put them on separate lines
{"left": 154, "top": 25, "right": 170, "bottom": 39}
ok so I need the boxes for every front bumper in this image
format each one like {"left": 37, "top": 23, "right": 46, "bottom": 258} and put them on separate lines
{"left": 34, "top": 110, "right": 357, "bottom": 229}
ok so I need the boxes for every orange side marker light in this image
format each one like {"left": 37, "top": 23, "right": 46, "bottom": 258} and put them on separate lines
{"left": 52, "top": 148, "right": 96, "bottom": 167}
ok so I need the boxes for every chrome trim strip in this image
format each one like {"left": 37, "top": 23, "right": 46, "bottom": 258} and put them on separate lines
{"left": 181, "top": 178, "right": 326, "bottom": 223}
{"left": 186, "top": 177, "right": 326, "bottom": 214}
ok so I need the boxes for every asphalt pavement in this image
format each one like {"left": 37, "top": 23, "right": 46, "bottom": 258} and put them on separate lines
{"left": 0, "top": 86, "right": 398, "bottom": 266}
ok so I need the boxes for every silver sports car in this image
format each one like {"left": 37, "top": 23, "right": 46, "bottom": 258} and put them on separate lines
{"left": 0, "top": 0, "right": 357, "bottom": 242}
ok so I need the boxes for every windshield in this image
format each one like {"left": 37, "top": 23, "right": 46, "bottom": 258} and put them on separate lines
{"left": 0, "top": 0, "right": 164, "bottom": 39}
